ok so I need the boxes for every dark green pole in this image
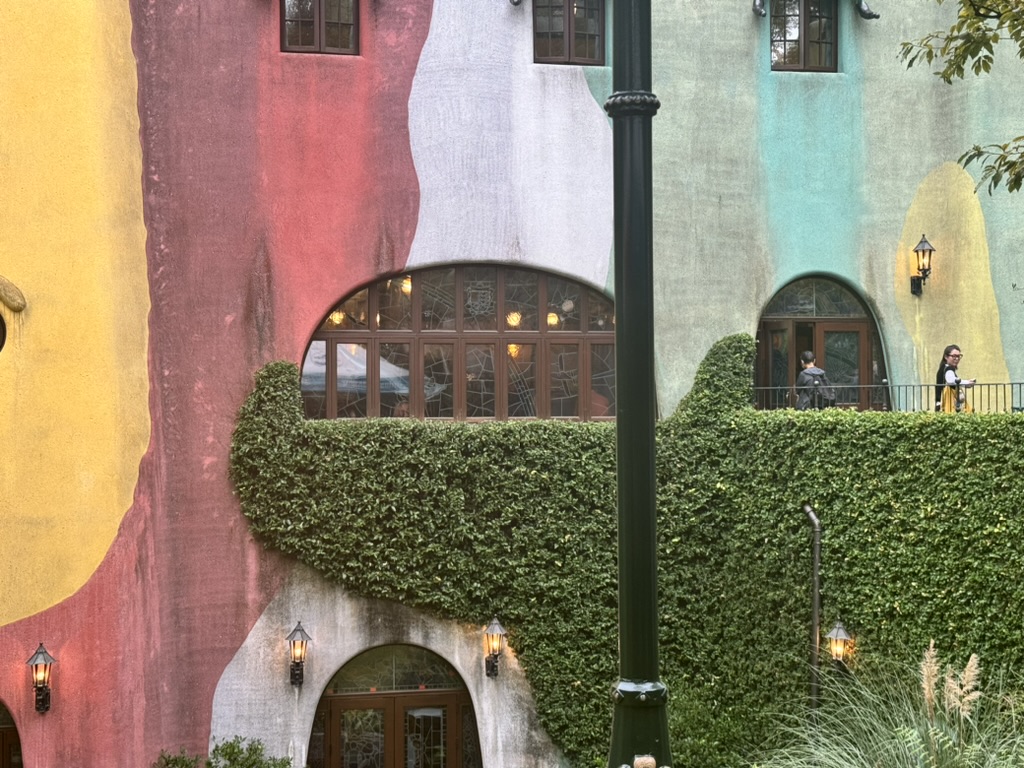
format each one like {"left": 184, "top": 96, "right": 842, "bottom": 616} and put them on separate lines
{"left": 603, "top": 0, "right": 671, "bottom": 764}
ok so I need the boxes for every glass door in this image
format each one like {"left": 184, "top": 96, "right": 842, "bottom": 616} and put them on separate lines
{"left": 316, "top": 692, "right": 470, "bottom": 768}
{"left": 816, "top": 323, "right": 869, "bottom": 409}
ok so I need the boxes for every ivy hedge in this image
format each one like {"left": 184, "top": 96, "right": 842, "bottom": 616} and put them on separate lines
{"left": 230, "top": 334, "right": 1024, "bottom": 767}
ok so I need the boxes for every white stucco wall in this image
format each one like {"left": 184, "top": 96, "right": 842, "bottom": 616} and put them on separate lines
{"left": 406, "top": 0, "right": 614, "bottom": 290}
{"left": 211, "top": 564, "right": 567, "bottom": 768}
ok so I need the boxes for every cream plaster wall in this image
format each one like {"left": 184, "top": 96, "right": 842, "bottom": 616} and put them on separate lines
{"left": 211, "top": 566, "right": 566, "bottom": 768}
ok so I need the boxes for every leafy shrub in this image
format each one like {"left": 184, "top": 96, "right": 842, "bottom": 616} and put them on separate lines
{"left": 207, "top": 737, "right": 291, "bottom": 768}
{"left": 152, "top": 749, "right": 200, "bottom": 768}
{"left": 152, "top": 738, "right": 291, "bottom": 768}
{"left": 231, "top": 334, "right": 1024, "bottom": 767}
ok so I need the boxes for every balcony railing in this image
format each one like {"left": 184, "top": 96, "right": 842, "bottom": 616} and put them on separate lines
{"left": 754, "top": 382, "right": 1024, "bottom": 413}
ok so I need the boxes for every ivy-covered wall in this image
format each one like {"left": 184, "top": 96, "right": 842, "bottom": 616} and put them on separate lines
{"left": 230, "top": 334, "right": 1024, "bottom": 768}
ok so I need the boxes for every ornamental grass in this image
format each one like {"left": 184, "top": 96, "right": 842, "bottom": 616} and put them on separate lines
{"left": 753, "top": 643, "right": 1024, "bottom": 768}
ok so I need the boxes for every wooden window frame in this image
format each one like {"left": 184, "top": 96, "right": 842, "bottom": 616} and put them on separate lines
{"left": 533, "top": 0, "right": 605, "bottom": 67}
{"left": 302, "top": 266, "right": 615, "bottom": 422}
{"left": 770, "top": 0, "right": 838, "bottom": 73}
{"left": 281, "top": 0, "right": 359, "bottom": 56}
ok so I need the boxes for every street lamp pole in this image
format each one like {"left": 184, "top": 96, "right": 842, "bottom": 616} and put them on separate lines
{"left": 604, "top": 0, "right": 671, "bottom": 764}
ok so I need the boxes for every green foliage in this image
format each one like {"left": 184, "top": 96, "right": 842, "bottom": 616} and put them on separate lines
{"left": 230, "top": 337, "right": 1024, "bottom": 768}
{"left": 152, "top": 738, "right": 290, "bottom": 768}
{"left": 207, "top": 737, "right": 292, "bottom": 768}
{"left": 753, "top": 645, "right": 1024, "bottom": 768}
{"left": 900, "top": 1, "right": 1024, "bottom": 193}
{"left": 152, "top": 749, "right": 201, "bottom": 768}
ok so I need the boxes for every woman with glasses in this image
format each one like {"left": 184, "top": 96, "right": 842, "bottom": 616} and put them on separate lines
{"left": 935, "top": 344, "right": 975, "bottom": 412}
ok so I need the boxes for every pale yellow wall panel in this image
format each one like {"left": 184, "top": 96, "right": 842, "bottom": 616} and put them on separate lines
{"left": 0, "top": 1, "right": 150, "bottom": 624}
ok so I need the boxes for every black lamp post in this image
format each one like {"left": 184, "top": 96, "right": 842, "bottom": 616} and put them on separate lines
{"left": 604, "top": 0, "right": 672, "bottom": 763}
{"left": 27, "top": 643, "right": 55, "bottom": 713}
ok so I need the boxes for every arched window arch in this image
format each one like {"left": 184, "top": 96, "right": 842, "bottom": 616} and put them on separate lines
{"left": 307, "top": 644, "right": 481, "bottom": 768}
{"left": 755, "top": 277, "right": 889, "bottom": 410}
{"left": 301, "top": 265, "right": 616, "bottom": 420}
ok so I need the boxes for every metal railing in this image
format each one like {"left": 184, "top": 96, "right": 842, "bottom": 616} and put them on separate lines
{"left": 754, "top": 382, "right": 1024, "bottom": 413}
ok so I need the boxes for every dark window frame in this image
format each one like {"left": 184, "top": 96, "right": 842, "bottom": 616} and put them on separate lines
{"left": 770, "top": 0, "right": 838, "bottom": 73}
{"left": 533, "top": 0, "right": 606, "bottom": 66}
{"left": 281, "top": 0, "right": 359, "bottom": 56}
{"left": 301, "top": 265, "right": 616, "bottom": 422}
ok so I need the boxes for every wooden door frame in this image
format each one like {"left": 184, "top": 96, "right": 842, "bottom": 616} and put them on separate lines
{"left": 320, "top": 690, "right": 469, "bottom": 768}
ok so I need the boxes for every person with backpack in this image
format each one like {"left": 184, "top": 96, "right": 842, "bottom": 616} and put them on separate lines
{"left": 795, "top": 351, "right": 836, "bottom": 410}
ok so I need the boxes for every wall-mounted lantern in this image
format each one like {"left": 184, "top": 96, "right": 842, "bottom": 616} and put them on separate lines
{"left": 825, "top": 621, "right": 853, "bottom": 665}
{"left": 484, "top": 617, "right": 507, "bottom": 678}
{"left": 287, "top": 623, "right": 311, "bottom": 687}
{"left": 911, "top": 234, "right": 935, "bottom": 296}
{"left": 27, "top": 643, "right": 55, "bottom": 713}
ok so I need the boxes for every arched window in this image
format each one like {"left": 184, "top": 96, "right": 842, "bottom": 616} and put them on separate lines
{"left": 307, "top": 645, "right": 481, "bottom": 768}
{"left": 755, "top": 277, "right": 889, "bottom": 410}
{"left": 301, "top": 265, "right": 615, "bottom": 420}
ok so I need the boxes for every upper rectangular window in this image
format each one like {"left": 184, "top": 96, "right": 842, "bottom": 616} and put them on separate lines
{"left": 534, "top": 0, "right": 605, "bottom": 66}
{"left": 771, "top": 0, "right": 836, "bottom": 72}
{"left": 282, "top": 0, "right": 358, "bottom": 55}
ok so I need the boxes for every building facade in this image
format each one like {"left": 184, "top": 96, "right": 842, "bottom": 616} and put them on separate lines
{"left": 1, "top": 1, "right": 1021, "bottom": 766}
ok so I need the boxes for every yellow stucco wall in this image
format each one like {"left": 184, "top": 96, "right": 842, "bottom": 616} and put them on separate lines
{"left": 895, "top": 163, "right": 1010, "bottom": 397}
{"left": 0, "top": 2, "right": 150, "bottom": 624}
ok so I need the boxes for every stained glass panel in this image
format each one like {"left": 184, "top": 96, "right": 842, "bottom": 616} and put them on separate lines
{"left": 404, "top": 706, "right": 446, "bottom": 768}
{"left": 466, "top": 345, "right": 496, "bottom": 417}
{"left": 423, "top": 344, "right": 455, "bottom": 418}
{"left": 461, "top": 704, "right": 483, "bottom": 768}
{"left": 824, "top": 330, "right": 860, "bottom": 406}
{"left": 463, "top": 267, "right": 496, "bottom": 331}
{"left": 507, "top": 343, "right": 537, "bottom": 417}
{"left": 336, "top": 342, "right": 368, "bottom": 418}
{"left": 326, "top": 645, "right": 466, "bottom": 694}
{"left": 590, "top": 343, "right": 615, "bottom": 417}
{"left": 320, "top": 289, "right": 369, "bottom": 330}
{"left": 551, "top": 343, "right": 579, "bottom": 417}
{"left": 763, "top": 278, "right": 866, "bottom": 318}
{"left": 548, "top": 276, "right": 581, "bottom": 331}
{"left": 341, "top": 709, "right": 385, "bottom": 768}
{"left": 422, "top": 269, "right": 456, "bottom": 330}
{"left": 505, "top": 270, "right": 539, "bottom": 331}
{"left": 588, "top": 290, "right": 613, "bottom": 331}
{"left": 378, "top": 275, "right": 413, "bottom": 330}
{"left": 380, "top": 343, "right": 411, "bottom": 417}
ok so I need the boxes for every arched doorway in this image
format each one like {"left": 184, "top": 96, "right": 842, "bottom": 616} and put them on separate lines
{"left": 307, "top": 645, "right": 481, "bottom": 768}
{"left": 756, "top": 277, "right": 889, "bottom": 410}
{"left": 0, "top": 702, "right": 22, "bottom": 768}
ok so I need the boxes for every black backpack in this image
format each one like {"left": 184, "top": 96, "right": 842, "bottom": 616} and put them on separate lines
{"left": 810, "top": 372, "right": 837, "bottom": 409}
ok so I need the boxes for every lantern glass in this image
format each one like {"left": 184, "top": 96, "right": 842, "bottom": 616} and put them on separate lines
{"left": 484, "top": 617, "right": 506, "bottom": 657}
{"left": 286, "top": 623, "right": 312, "bottom": 664}
{"left": 26, "top": 643, "right": 55, "bottom": 688}
{"left": 825, "top": 622, "right": 852, "bottom": 662}
{"left": 913, "top": 235, "right": 935, "bottom": 277}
